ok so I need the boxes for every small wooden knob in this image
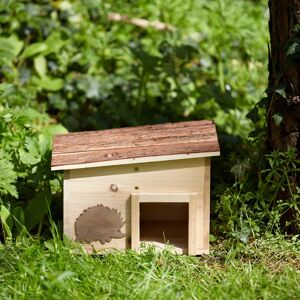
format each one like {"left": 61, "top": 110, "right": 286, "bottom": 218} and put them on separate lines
{"left": 110, "top": 184, "right": 118, "bottom": 192}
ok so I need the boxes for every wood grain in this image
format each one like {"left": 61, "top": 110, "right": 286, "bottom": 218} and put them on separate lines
{"left": 188, "top": 195, "right": 197, "bottom": 255}
{"left": 52, "top": 121, "right": 219, "bottom": 169}
{"left": 131, "top": 194, "right": 140, "bottom": 250}
{"left": 202, "top": 157, "right": 211, "bottom": 252}
{"left": 64, "top": 158, "right": 206, "bottom": 254}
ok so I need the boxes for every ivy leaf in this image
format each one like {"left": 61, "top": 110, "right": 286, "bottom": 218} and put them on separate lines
{"left": 286, "top": 39, "right": 300, "bottom": 56}
{"left": 272, "top": 113, "right": 283, "bottom": 127}
{"left": 256, "top": 97, "right": 269, "bottom": 108}
{"left": 275, "top": 86, "right": 286, "bottom": 99}
{"left": 246, "top": 106, "right": 259, "bottom": 123}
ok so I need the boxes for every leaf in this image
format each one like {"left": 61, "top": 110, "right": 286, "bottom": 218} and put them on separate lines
{"left": 44, "top": 239, "right": 55, "bottom": 251}
{"left": 14, "top": 206, "right": 25, "bottom": 233}
{"left": 256, "top": 97, "right": 269, "bottom": 108}
{"left": 25, "top": 192, "right": 51, "bottom": 231}
{"left": 18, "top": 137, "right": 41, "bottom": 166}
{"left": 20, "top": 107, "right": 51, "bottom": 124}
{"left": 175, "top": 44, "right": 198, "bottom": 60}
{"left": 34, "top": 55, "right": 47, "bottom": 77}
{"left": 44, "top": 32, "right": 67, "bottom": 55}
{"left": 41, "top": 124, "right": 68, "bottom": 140}
{"left": 244, "top": 192, "right": 255, "bottom": 201}
{"left": 0, "top": 156, "right": 18, "bottom": 198}
{"left": 246, "top": 106, "right": 259, "bottom": 123}
{"left": 275, "top": 86, "right": 286, "bottom": 99}
{"left": 209, "top": 234, "right": 217, "bottom": 242}
{"left": 39, "top": 124, "right": 68, "bottom": 154}
{"left": 0, "top": 83, "right": 13, "bottom": 93}
{"left": 232, "top": 227, "right": 251, "bottom": 244}
{"left": 0, "top": 35, "right": 23, "bottom": 62}
{"left": 286, "top": 40, "right": 300, "bottom": 56}
{"left": 21, "top": 42, "right": 48, "bottom": 59}
{"left": 37, "top": 76, "right": 64, "bottom": 91}
{"left": 230, "top": 161, "right": 250, "bottom": 178}
{"left": 272, "top": 113, "right": 283, "bottom": 127}
{"left": 76, "top": 76, "right": 100, "bottom": 99}
{"left": 0, "top": 204, "right": 13, "bottom": 239}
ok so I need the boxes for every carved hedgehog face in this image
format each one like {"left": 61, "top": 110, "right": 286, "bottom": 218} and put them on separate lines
{"left": 75, "top": 204, "right": 125, "bottom": 244}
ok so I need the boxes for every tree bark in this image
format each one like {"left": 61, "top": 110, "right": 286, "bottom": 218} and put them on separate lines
{"left": 267, "top": 0, "right": 300, "bottom": 152}
{"left": 267, "top": 0, "right": 300, "bottom": 233}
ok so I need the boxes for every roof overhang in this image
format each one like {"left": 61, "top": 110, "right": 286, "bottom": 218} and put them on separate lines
{"left": 51, "top": 151, "right": 220, "bottom": 171}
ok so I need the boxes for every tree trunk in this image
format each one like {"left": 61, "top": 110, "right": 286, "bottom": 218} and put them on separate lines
{"left": 267, "top": 0, "right": 300, "bottom": 233}
{"left": 267, "top": 0, "right": 300, "bottom": 151}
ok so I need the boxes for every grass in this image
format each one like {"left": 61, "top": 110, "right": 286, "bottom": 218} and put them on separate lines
{"left": 1, "top": 230, "right": 300, "bottom": 300}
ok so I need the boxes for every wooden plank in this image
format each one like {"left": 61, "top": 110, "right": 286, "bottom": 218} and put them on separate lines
{"left": 140, "top": 241, "right": 187, "bottom": 255}
{"left": 63, "top": 170, "right": 71, "bottom": 238}
{"left": 188, "top": 195, "right": 197, "bottom": 255}
{"left": 51, "top": 120, "right": 220, "bottom": 169}
{"left": 53, "top": 126, "right": 217, "bottom": 154}
{"left": 55, "top": 120, "right": 214, "bottom": 149}
{"left": 131, "top": 194, "right": 140, "bottom": 250}
{"left": 131, "top": 192, "right": 197, "bottom": 203}
{"left": 195, "top": 163, "right": 205, "bottom": 251}
{"left": 51, "top": 151, "right": 220, "bottom": 171}
{"left": 202, "top": 157, "right": 211, "bottom": 252}
{"left": 52, "top": 141, "right": 219, "bottom": 169}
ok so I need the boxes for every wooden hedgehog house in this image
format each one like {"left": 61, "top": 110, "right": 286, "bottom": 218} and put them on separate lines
{"left": 51, "top": 120, "right": 220, "bottom": 255}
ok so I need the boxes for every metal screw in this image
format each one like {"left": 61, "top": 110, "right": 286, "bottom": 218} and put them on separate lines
{"left": 110, "top": 184, "right": 118, "bottom": 192}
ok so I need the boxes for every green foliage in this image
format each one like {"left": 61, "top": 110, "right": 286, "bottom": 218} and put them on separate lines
{"left": 0, "top": 89, "right": 67, "bottom": 239}
{"left": 0, "top": 0, "right": 268, "bottom": 134}
{"left": 214, "top": 149, "right": 300, "bottom": 240}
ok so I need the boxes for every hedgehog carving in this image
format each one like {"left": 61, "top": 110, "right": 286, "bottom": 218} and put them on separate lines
{"left": 75, "top": 204, "right": 125, "bottom": 244}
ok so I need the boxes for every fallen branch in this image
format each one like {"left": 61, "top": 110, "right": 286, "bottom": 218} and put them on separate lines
{"left": 107, "top": 12, "right": 175, "bottom": 31}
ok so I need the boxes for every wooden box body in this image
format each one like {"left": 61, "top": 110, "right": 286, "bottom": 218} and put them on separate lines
{"left": 63, "top": 157, "right": 211, "bottom": 255}
{"left": 52, "top": 120, "right": 220, "bottom": 255}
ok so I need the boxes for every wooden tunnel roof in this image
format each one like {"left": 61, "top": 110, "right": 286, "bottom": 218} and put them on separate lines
{"left": 51, "top": 120, "right": 220, "bottom": 170}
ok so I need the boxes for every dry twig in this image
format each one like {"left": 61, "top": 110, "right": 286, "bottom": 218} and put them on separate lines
{"left": 108, "top": 12, "right": 175, "bottom": 31}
